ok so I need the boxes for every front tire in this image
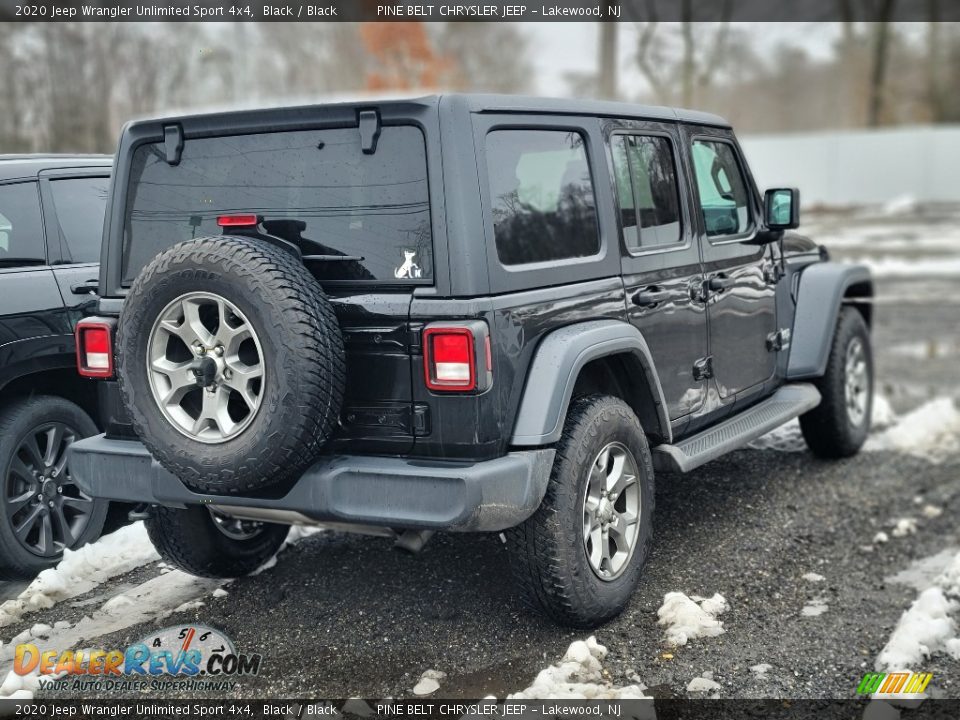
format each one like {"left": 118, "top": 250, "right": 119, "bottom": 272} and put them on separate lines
{"left": 145, "top": 506, "right": 288, "bottom": 578}
{"left": 800, "top": 307, "right": 873, "bottom": 458}
{"left": 0, "top": 396, "right": 108, "bottom": 580}
{"left": 506, "top": 395, "right": 654, "bottom": 628}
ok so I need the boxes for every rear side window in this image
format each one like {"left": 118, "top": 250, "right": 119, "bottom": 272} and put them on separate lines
{"left": 0, "top": 182, "right": 45, "bottom": 264}
{"left": 691, "top": 139, "right": 751, "bottom": 237}
{"left": 485, "top": 129, "right": 599, "bottom": 266}
{"left": 123, "top": 125, "right": 432, "bottom": 284}
{"left": 48, "top": 177, "right": 110, "bottom": 264}
{"left": 611, "top": 135, "right": 682, "bottom": 251}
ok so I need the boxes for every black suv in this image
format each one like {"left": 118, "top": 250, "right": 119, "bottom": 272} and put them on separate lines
{"left": 71, "top": 96, "right": 873, "bottom": 627}
{"left": 0, "top": 155, "right": 113, "bottom": 579}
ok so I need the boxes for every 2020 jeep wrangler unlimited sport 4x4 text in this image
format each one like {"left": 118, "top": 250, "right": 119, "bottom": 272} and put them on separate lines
{"left": 71, "top": 95, "right": 873, "bottom": 627}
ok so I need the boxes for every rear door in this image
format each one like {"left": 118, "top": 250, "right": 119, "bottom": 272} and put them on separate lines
{"left": 607, "top": 122, "right": 708, "bottom": 427}
{"left": 0, "top": 180, "right": 71, "bottom": 387}
{"left": 684, "top": 126, "right": 778, "bottom": 402}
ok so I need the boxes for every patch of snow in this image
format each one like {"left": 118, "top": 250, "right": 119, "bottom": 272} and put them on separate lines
{"left": 887, "top": 549, "right": 959, "bottom": 592}
{"left": 750, "top": 663, "right": 773, "bottom": 677}
{"left": 874, "top": 532, "right": 890, "bottom": 544}
{"left": 891, "top": 518, "right": 918, "bottom": 538}
{"left": 876, "top": 588, "right": 958, "bottom": 670}
{"left": 866, "top": 398, "right": 960, "bottom": 460}
{"left": 876, "top": 548, "right": 960, "bottom": 671}
{"left": 858, "top": 256, "right": 960, "bottom": 279}
{"left": 510, "top": 637, "right": 649, "bottom": 700}
{"left": 801, "top": 597, "right": 829, "bottom": 617}
{"left": 0, "top": 523, "right": 159, "bottom": 628}
{"left": 686, "top": 676, "right": 721, "bottom": 695}
{"left": 173, "top": 599, "right": 205, "bottom": 613}
{"left": 413, "top": 677, "right": 440, "bottom": 696}
{"left": 657, "top": 592, "right": 727, "bottom": 646}
{"left": 802, "top": 572, "right": 825, "bottom": 583}
{"left": 212, "top": 588, "right": 229, "bottom": 598}
{"left": 921, "top": 505, "right": 943, "bottom": 519}
{"left": 881, "top": 195, "right": 919, "bottom": 216}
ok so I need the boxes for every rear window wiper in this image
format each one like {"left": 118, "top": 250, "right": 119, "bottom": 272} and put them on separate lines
{"left": 0, "top": 258, "right": 47, "bottom": 267}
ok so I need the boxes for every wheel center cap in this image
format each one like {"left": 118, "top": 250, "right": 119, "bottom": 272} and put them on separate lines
{"left": 194, "top": 356, "right": 220, "bottom": 388}
{"left": 41, "top": 479, "right": 57, "bottom": 500}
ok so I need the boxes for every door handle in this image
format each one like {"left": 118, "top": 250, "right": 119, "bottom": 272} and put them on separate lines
{"left": 707, "top": 275, "right": 730, "bottom": 293}
{"left": 632, "top": 286, "right": 670, "bottom": 308}
{"left": 70, "top": 279, "right": 99, "bottom": 294}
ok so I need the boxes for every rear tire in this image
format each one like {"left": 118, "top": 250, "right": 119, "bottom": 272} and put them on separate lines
{"left": 506, "top": 395, "right": 654, "bottom": 628}
{"left": 0, "top": 396, "right": 108, "bottom": 580}
{"left": 117, "top": 236, "right": 346, "bottom": 495}
{"left": 800, "top": 307, "right": 873, "bottom": 458}
{"left": 145, "top": 505, "right": 288, "bottom": 578}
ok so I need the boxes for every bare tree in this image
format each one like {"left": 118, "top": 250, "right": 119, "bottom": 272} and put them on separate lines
{"left": 432, "top": 23, "right": 532, "bottom": 94}
{"left": 598, "top": 24, "right": 619, "bottom": 99}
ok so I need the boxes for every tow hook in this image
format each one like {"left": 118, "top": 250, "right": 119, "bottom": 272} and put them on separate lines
{"left": 393, "top": 529, "right": 435, "bottom": 554}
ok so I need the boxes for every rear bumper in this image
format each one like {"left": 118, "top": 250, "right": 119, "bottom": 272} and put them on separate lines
{"left": 68, "top": 435, "right": 554, "bottom": 532}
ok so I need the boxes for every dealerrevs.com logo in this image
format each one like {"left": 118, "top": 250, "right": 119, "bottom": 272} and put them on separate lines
{"left": 14, "top": 624, "right": 261, "bottom": 692}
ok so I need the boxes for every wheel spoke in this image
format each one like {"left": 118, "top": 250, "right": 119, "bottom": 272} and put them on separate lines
{"left": 20, "top": 435, "right": 45, "bottom": 472}
{"left": 182, "top": 299, "right": 216, "bottom": 347}
{"left": 61, "top": 495, "right": 94, "bottom": 512}
{"left": 38, "top": 512, "right": 54, "bottom": 554}
{"left": 588, "top": 526, "right": 604, "bottom": 569}
{"left": 6, "top": 490, "right": 35, "bottom": 515}
{"left": 14, "top": 504, "right": 43, "bottom": 540}
{"left": 9, "top": 455, "right": 34, "bottom": 482}
{"left": 42, "top": 425, "right": 64, "bottom": 466}
{"left": 52, "top": 504, "right": 75, "bottom": 547}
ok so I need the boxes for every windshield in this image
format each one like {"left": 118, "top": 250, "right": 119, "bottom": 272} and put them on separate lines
{"left": 122, "top": 125, "right": 432, "bottom": 284}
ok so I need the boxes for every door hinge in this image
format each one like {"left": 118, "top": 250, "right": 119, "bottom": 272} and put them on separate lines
{"left": 766, "top": 328, "right": 791, "bottom": 352}
{"left": 693, "top": 356, "right": 713, "bottom": 381}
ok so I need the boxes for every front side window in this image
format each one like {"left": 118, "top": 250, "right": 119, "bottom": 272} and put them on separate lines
{"left": 0, "top": 182, "right": 45, "bottom": 265}
{"left": 611, "top": 135, "right": 682, "bottom": 251}
{"left": 48, "top": 177, "right": 110, "bottom": 264}
{"left": 123, "top": 125, "right": 432, "bottom": 284}
{"left": 691, "top": 139, "right": 751, "bottom": 237}
{"left": 486, "top": 129, "right": 599, "bottom": 266}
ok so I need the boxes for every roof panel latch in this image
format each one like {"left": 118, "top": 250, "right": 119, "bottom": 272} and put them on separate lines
{"left": 163, "top": 124, "right": 184, "bottom": 166}
{"left": 358, "top": 110, "right": 381, "bottom": 155}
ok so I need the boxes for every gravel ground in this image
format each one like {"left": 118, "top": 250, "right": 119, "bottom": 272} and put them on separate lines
{"left": 3, "top": 212, "right": 959, "bottom": 701}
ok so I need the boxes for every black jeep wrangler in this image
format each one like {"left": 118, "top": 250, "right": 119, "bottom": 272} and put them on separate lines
{"left": 72, "top": 96, "right": 873, "bottom": 627}
{"left": 0, "top": 154, "right": 113, "bottom": 579}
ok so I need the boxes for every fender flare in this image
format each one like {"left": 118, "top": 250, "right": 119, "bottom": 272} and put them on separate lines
{"left": 787, "top": 262, "right": 872, "bottom": 380}
{"left": 510, "top": 320, "right": 671, "bottom": 446}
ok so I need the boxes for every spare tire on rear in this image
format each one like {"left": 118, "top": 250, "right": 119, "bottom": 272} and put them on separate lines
{"left": 117, "top": 236, "right": 345, "bottom": 495}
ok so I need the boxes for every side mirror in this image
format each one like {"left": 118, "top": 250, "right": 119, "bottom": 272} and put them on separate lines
{"left": 764, "top": 188, "right": 800, "bottom": 230}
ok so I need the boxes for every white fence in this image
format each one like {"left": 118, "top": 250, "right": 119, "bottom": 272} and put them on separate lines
{"left": 740, "top": 125, "right": 960, "bottom": 208}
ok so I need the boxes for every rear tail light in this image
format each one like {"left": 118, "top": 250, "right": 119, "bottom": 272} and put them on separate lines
{"left": 217, "top": 214, "right": 260, "bottom": 228}
{"left": 76, "top": 319, "right": 115, "bottom": 378}
{"left": 424, "top": 327, "right": 477, "bottom": 392}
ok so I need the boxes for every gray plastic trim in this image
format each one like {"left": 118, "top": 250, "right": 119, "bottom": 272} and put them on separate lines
{"left": 68, "top": 436, "right": 555, "bottom": 533}
{"left": 788, "top": 262, "right": 872, "bottom": 379}
{"left": 510, "top": 319, "right": 671, "bottom": 446}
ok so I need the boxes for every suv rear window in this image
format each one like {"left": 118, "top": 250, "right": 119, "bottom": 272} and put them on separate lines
{"left": 486, "top": 130, "right": 599, "bottom": 266}
{"left": 122, "top": 125, "right": 432, "bottom": 284}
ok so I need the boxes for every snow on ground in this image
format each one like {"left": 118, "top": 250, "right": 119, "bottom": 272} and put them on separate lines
{"left": 0, "top": 523, "right": 159, "bottom": 628}
{"left": 0, "top": 523, "right": 322, "bottom": 701}
{"left": 508, "top": 637, "right": 650, "bottom": 700}
{"left": 854, "top": 257, "right": 960, "bottom": 279}
{"left": 657, "top": 592, "right": 728, "bottom": 646}
{"left": 801, "top": 596, "right": 829, "bottom": 617}
{"left": 866, "top": 398, "right": 960, "bottom": 460}
{"left": 876, "top": 549, "right": 960, "bottom": 671}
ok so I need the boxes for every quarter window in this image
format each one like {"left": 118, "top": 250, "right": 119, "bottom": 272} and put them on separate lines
{"left": 611, "top": 135, "right": 682, "bottom": 251}
{"left": 0, "top": 182, "right": 45, "bottom": 265}
{"left": 48, "top": 177, "right": 110, "bottom": 264}
{"left": 691, "top": 139, "right": 751, "bottom": 237}
{"left": 486, "top": 129, "right": 599, "bottom": 266}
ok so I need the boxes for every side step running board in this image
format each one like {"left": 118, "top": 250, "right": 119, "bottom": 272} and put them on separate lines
{"left": 651, "top": 383, "right": 821, "bottom": 473}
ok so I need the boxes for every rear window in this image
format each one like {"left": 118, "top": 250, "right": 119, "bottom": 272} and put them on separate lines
{"left": 485, "top": 129, "right": 599, "bottom": 266}
{"left": 122, "top": 125, "right": 432, "bottom": 284}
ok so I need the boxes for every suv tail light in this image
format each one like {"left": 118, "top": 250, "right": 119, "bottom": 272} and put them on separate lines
{"left": 217, "top": 214, "right": 260, "bottom": 228}
{"left": 424, "top": 327, "right": 476, "bottom": 391}
{"left": 76, "top": 319, "right": 116, "bottom": 378}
